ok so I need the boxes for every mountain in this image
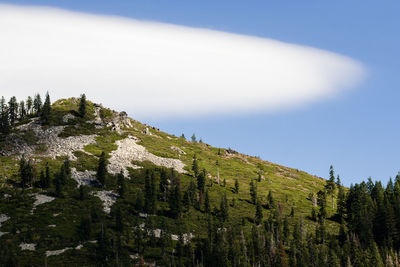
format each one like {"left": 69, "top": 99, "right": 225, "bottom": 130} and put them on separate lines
{"left": 0, "top": 96, "right": 336, "bottom": 266}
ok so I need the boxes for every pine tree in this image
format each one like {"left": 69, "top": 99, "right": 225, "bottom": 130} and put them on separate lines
{"left": 135, "top": 190, "right": 144, "bottom": 211}
{"left": 169, "top": 177, "right": 182, "bottom": 218}
{"left": 268, "top": 190, "right": 275, "bottom": 209}
{"left": 0, "top": 97, "right": 10, "bottom": 134}
{"left": 325, "top": 165, "right": 336, "bottom": 209}
{"left": 255, "top": 201, "right": 263, "bottom": 225}
{"left": 191, "top": 133, "right": 197, "bottom": 142}
{"left": 78, "top": 93, "right": 87, "bottom": 118}
{"left": 33, "top": 93, "right": 42, "bottom": 115}
{"left": 39, "top": 170, "right": 45, "bottom": 188}
{"left": 204, "top": 190, "right": 210, "bottom": 214}
{"left": 250, "top": 179, "right": 257, "bottom": 204}
{"left": 337, "top": 182, "right": 346, "bottom": 221}
{"left": 159, "top": 169, "right": 168, "bottom": 202}
{"left": 78, "top": 216, "right": 91, "bottom": 241}
{"left": 197, "top": 169, "right": 206, "bottom": 194}
{"left": 8, "top": 96, "right": 17, "bottom": 126}
{"left": 117, "top": 171, "right": 125, "bottom": 198}
{"left": 18, "top": 101, "right": 25, "bottom": 120}
{"left": 145, "top": 170, "right": 152, "bottom": 213}
{"left": 40, "top": 92, "right": 51, "bottom": 125}
{"left": 44, "top": 162, "right": 51, "bottom": 188}
{"left": 115, "top": 207, "right": 123, "bottom": 233}
{"left": 96, "top": 151, "right": 107, "bottom": 187}
{"left": 192, "top": 154, "right": 199, "bottom": 177}
{"left": 234, "top": 179, "right": 239, "bottom": 194}
{"left": 26, "top": 96, "right": 33, "bottom": 115}
{"left": 220, "top": 193, "right": 229, "bottom": 222}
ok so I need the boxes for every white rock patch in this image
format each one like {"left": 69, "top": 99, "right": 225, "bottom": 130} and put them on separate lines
{"left": 46, "top": 247, "right": 71, "bottom": 257}
{"left": 2, "top": 120, "right": 97, "bottom": 159}
{"left": 71, "top": 167, "right": 98, "bottom": 187}
{"left": 19, "top": 243, "right": 36, "bottom": 251}
{"left": 31, "top": 194, "right": 55, "bottom": 213}
{"left": 91, "top": 190, "right": 118, "bottom": 214}
{"left": 107, "top": 135, "right": 186, "bottom": 176}
{"left": 0, "top": 214, "right": 10, "bottom": 237}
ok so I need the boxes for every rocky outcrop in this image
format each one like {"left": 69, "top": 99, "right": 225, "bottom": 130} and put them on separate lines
{"left": 107, "top": 135, "right": 186, "bottom": 177}
{"left": 91, "top": 190, "right": 118, "bottom": 214}
{"left": 1, "top": 119, "right": 96, "bottom": 160}
{"left": 71, "top": 168, "right": 99, "bottom": 187}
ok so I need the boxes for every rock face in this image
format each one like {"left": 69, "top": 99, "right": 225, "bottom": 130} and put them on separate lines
{"left": 107, "top": 135, "right": 186, "bottom": 177}
{"left": 71, "top": 168, "right": 99, "bottom": 187}
{"left": 31, "top": 193, "right": 55, "bottom": 213}
{"left": 91, "top": 190, "right": 118, "bottom": 214}
{"left": 0, "top": 214, "right": 10, "bottom": 237}
{"left": 1, "top": 119, "right": 96, "bottom": 160}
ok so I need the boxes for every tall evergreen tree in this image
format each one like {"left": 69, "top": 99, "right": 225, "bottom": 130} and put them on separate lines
{"left": 117, "top": 171, "right": 125, "bottom": 198}
{"left": 250, "top": 179, "right": 257, "bottom": 204}
{"left": 219, "top": 193, "right": 229, "bottom": 222}
{"left": 8, "top": 96, "right": 17, "bottom": 126}
{"left": 40, "top": 92, "right": 51, "bottom": 125}
{"left": 325, "top": 165, "right": 336, "bottom": 209}
{"left": 204, "top": 190, "right": 210, "bottom": 214}
{"left": 159, "top": 169, "right": 168, "bottom": 202}
{"left": 78, "top": 93, "right": 87, "bottom": 118}
{"left": 96, "top": 151, "right": 107, "bottom": 187}
{"left": 18, "top": 101, "right": 25, "bottom": 120}
{"left": 26, "top": 96, "right": 33, "bottom": 115}
{"left": 197, "top": 169, "right": 206, "bottom": 194}
{"left": 234, "top": 179, "right": 239, "bottom": 194}
{"left": 255, "top": 201, "right": 263, "bottom": 225}
{"left": 192, "top": 154, "right": 199, "bottom": 177}
{"left": 0, "top": 97, "right": 10, "bottom": 134}
{"left": 33, "top": 93, "right": 42, "bottom": 114}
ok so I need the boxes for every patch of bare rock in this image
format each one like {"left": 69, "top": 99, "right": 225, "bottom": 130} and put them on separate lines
{"left": 91, "top": 190, "right": 118, "bottom": 214}
{"left": 71, "top": 167, "right": 99, "bottom": 187}
{"left": 19, "top": 243, "right": 36, "bottom": 251}
{"left": 1, "top": 119, "right": 96, "bottom": 159}
{"left": 0, "top": 214, "right": 10, "bottom": 237}
{"left": 107, "top": 135, "right": 186, "bottom": 177}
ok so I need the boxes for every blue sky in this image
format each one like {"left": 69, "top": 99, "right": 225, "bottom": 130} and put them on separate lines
{"left": 1, "top": 0, "right": 399, "bottom": 186}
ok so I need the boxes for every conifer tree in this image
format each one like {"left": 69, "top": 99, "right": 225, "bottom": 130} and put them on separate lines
{"left": 325, "top": 165, "right": 336, "bottom": 209}
{"left": 234, "top": 179, "right": 239, "bottom": 194}
{"left": 191, "top": 133, "right": 197, "bottom": 142}
{"left": 44, "top": 162, "right": 51, "bottom": 188}
{"left": 115, "top": 207, "right": 123, "bottom": 233}
{"left": 40, "top": 92, "right": 51, "bottom": 125}
{"left": 33, "top": 93, "right": 42, "bottom": 115}
{"left": 18, "top": 101, "right": 25, "bottom": 120}
{"left": 197, "top": 169, "right": 206, "bottom": 194}
{"left": 159, "top": 169, "right": 168, "bottom": 201}
{"left": 26, "top": 96, "right": 33, "bottom": 115}
{"left": 39, "top": 170, "right": 45, "bottom": 188}
{"left": 255, "top": 201, "right": 263, "bottom": 225}
{"left": 192, "top": 154, "right": 199, "bottom": 177}
{"left": 117, "top": 171, "right": 125, "bottom": 198}
{"left": 169, "top": 177, "right": 182, "bottom": 218}
{"left": 268, "top": 191, "right": 275, "bottom": 209}
{"left": 250, "top": 179, "right": 257, "bottom": 204}
{"left": 204, "top": 190, "right": 210, "bottom": 214}
{"left": 220, "top": 193, "right": 229, "bottom": 222}
{"left": 78, "top": 93, "right": 87, "bottom": 118}
{"left": 96, "top": 151, "right": 107, "bottom": 187}
{"left": 0, "top": 97, "right": 10, "bottom": 134}
{"left": 8, "top": 96, "right": 17, "bottom": 126}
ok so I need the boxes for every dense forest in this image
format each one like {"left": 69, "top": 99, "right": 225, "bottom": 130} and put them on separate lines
{"left": 0, "top": 94, "right": 399, "bottom": 266}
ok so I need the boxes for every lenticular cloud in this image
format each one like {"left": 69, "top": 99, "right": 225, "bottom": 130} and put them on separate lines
{"left": 0, "top": 4, "right": 365, "bottom": 118}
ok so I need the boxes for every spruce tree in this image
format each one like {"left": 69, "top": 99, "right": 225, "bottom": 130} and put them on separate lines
{"left": 45, "top": 162, "right": 51, "bottom": 188}
{"left": 33, "top": 93, "right": 42, "bottom": 115}
{"left": 191, "top": 133, "right": 197, "bottom": 142}
{"left": 79, "top": 93, "right": 87, "bottom": 118}
{"left": 39, "top": 170, "right": 45, "bottom": 188}
{"left": 26, "top": 96, "right": 33, "bottom": 115}
{"left": 234, "top": 179, "right": 239, "bottom": 194}
{"left": 18, "top": 101, "right": 25, "bottom": 120}
{"left": 96, "top": 151, "right": 107, "bottom": 187}
{"left": 115, "top": 207, "right": 123, "bottom": 233}
{"left": 159, "top": 169, "right": 168, "bottom": 201}
{"left": 219, "top": 193, "right": 229, "bottom": 222}
{"left": 0, "top": 97, "right": 10, "bottom": 134}
{"left": 8, "top": 96, "right": 17, "bottom": 126}
{"left": 40, "top": 92, "right": 51, "bottom": 125}
{"left": 325, "top": 165, "right": 336, "bottom": 209}
{"left": 117, "top": 171, "right": 125, "bottom": 198}
{"left": 204, "top": 190, "right": 210, "bottom": 214}
{"left": 250, "top": 179, "right": 257, "bottom": 204}
{"left": 197, "top": 169, "right": 206, "bottom": 194}
{"left": 192, "top": 154, "right": 199, "bottom": 177}
{"left": 255, "top": 201, "right": 263, "bottom": 225}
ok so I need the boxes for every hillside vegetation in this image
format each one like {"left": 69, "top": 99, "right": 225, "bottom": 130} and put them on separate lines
{"left": 0, "top": 94, "right": 397, "bottom": 267}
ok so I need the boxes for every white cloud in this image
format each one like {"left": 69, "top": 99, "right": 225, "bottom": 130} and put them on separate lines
{"left": 0, "top": 4, "right": 365, "bottom": 119}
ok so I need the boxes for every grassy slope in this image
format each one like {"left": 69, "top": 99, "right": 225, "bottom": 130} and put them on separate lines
{"left": 0, "top": 98, "right": 339, "bottom": 265}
